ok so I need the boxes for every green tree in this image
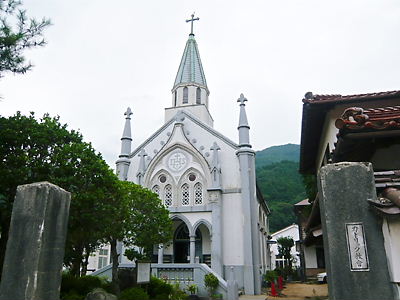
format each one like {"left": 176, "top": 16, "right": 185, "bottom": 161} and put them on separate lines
{"left": 0, "top": 0, "right": 50, "bottom": 77}
{"left": 277, "top": 236, "right": 295, "bottom": 268}
{"left": 102, "top": 181, "right": 172, "bottom": 295}
{"left": 0, "top": 112, "right": 119, "bottom": 277}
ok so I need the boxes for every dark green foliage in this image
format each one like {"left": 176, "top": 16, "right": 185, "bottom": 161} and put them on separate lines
{"left": 170, "top": 283, "right": 187, "bottom": 300}
{"left": 0, "top": 0, "right": 50, "bottom": 77}
{"left": 255, "top": 144, "right": 299, "bottom": 167}
{"left": 60, "top": 273, "right": 111, "bottom": 300}
{"left": 119, "top": 287, "right": 149, "bottom": 300}
{"left": 264, "top": 270, "right": 278, "bottom": 283}
{"left": 204, "top": 273, "right": 219, "bottom": 295}
{"left": 277, "top": 237, "right": 295, "bottom": 261}
{"left": 256, "top": 160, "right": 306, "bottom": 232}
{"left": 104, "top": 182, "right": 173, "bottom": 295}
{"left": 146, "top": 276, "right": 173, "bottom": 299}
{"left": 302, "top": 174, "right": 317, "bottom": 201}
{"left": 255, "top": 144, "right": 314, "bottom": 232}
{"left": 0, "top": 112, "right": 120, "bottom": 276}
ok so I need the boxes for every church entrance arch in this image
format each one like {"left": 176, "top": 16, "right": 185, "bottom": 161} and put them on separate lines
{"left": 173, "top": 223, "right": 202, "bottom": 263}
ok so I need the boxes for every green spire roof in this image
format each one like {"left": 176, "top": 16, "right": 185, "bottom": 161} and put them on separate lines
{"left": 173, "top": 34, "right": 207, "bottom": 89}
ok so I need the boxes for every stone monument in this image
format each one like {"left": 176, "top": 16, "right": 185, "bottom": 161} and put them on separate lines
{"left": 0, "top": 182, "right": 71, "bottom": 300}
{"left": 318, "top": 162, "right": 395, "bottom": 300}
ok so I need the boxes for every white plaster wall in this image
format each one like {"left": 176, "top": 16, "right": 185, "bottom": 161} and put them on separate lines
{"left": 164, "top": 243, "right": 173, "bottom": 255}
{"left": 199, "top": 225, "right": 211, "bottom": 254}
{"left": 87, "top": 244, "right": 112, "bottom": 273}
{"left": 183, "top": 212, "right": 211, "bottom": 227}
{"left": 222, "top": 193, "right": 244, "bottom": 265}
{"left": 304, "top": 245, "right": 318, "bottom": 268}
{"left": 127, "top": 122, "right": 175, "bottom": 183}
{"left": 165, "top": 105, "right": 213, "bottom": 126}
{"left": 382, "top": 218, "right": 400, "bottom": 283}
{"left": 270, "top": 225, "right": 300, "bottom": 268}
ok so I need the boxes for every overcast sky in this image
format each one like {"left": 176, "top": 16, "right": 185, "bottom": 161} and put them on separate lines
{"left": 1, "top": 0, "right": 400, "bottom": 168}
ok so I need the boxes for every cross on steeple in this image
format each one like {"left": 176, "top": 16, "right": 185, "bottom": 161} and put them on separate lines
{"left": 186, "top": 13, "right": 199, "bottom": 35}
{"left": 124, "top": 107, "right": 133, "bottom": 118}
{"left": 237, "top": 93, "right": 248, "bottom": 105}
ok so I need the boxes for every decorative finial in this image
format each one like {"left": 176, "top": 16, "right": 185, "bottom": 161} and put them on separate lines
{"left": 237, "top": 93, "right": 247, "bottom": 105}
{"left": 186, "top": 13, "right": 200, "bottom": 35}
{"left": 124, "top": 107, "right": 133, "bottom": 119}
{"left": 210, "top": 142, "right": 220, "bottom": 152}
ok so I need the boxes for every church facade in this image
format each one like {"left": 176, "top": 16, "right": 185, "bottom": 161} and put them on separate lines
{"left": 90, "top": 24, "right": 270, "bottom": 295}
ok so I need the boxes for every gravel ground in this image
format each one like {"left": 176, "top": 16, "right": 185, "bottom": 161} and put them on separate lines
{"left": 239, "top": 282, "right": 328, "bottom": 300}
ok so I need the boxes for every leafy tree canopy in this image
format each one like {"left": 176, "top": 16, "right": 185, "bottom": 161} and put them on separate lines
{"left": 0, "top": 112, "right": 119, "bottom": 276}
{"left": 0, "top": 0, "right": 50, "bottom": 77}
{"left": 277, "top": 236, "right": 295, "bottom": 267}
{"left": 103, "top": 181, "right": 172, "bottom": 295}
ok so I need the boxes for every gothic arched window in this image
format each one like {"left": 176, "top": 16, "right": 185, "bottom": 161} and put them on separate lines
{"left": 196, "top": 87, "right": 201, "bottom": 104}
{"left": 194, "top": 183, "right": 203, "bottom": 205}
{"left": 181, "top": 184, "right": 190, "bottom": 206}
{"left": 152, "top": 185, "right": 160, "bottom": 197}
{"left": 183, "top": 87, "right": 188, "bottom": 104}
{"left": 164, "top": 184, "right": 172, "bottom": 207}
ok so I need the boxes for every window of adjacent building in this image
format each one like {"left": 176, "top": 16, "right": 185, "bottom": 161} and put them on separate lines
{"left": 196, "top": 87, "right": 201, "bottom": 104}
{"left": 98, "top": 248, "right": 108, "bottom": 269}
{"left": 181, "top": 183, "right": 190, "bottom": 205}
{"left": 194, "top": 182, "right": 202, "bottom": 205}
{"left": 183, "top": 87, "right": 188, "bottom": 104}
{"left": 165, "top": 184, "right": 172, "bottom": 207}
{"left": 99, "top": 249, "right": 108, "bottom": 256}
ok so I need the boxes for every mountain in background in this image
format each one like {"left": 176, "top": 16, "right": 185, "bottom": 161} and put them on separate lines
{"left": 255, "top": 144, "right": 306, "bottom": 233}
{"left": 255, "top": 143, "right": 299, "bottom": 167}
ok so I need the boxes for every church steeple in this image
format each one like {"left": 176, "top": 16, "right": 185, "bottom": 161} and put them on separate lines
{"left": 166, "top": 14, "right": 213, "bottom": 126}
{"left": 173, "top": 35, "right": 207, "bottom": 89}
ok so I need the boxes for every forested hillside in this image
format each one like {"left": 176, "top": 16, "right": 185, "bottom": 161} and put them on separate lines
{"left": 255, "top": 144, "right": 306, "bottom": 233}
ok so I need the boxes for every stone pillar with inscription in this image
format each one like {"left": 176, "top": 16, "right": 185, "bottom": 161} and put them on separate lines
{"left": 318, "top": 162, "right": 395, "bottom": 300}
{"left": 0, "top": 182, "right": 70, "bottom": 300}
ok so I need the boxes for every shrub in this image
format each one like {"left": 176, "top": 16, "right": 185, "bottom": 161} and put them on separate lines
{"left": 264, "top": 270, "right": 278, "bottom": 283}
{"left": 170, "top": 283, "right": 187, "bottom": 300}
{"left": 187, "top": 284, "right": 197, "bottom": 295}
{"left": 62, "top": 291, "right": 84, "bottom": 300}
{"left": 119, "top": 287, "right": 149, "bottom": 300}
{"left": 147, "top": 276, "right": 173, "bottom": 299}
{"left": 204, "top": 273, "right": 219, "bottom": 296}
{"left": 60, "top": 273, "right": 111, "bottom": 300}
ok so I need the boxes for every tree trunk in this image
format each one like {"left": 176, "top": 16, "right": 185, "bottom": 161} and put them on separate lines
{"left": 81, "top": 249, "right": 90, "bottom": 277}
{"left": 70, "top": 244, "right": 84, "bottom": 277}
{"left": 110, "top": 238, "right": 120, "bottom": 296}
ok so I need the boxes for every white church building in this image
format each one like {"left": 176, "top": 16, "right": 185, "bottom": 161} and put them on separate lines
{"left": 88, "top": 17, "right": 271, "bottom": 295}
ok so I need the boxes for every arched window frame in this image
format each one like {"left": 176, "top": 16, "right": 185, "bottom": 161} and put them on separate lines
{"left": 183, "top": 87, "right": 188, "bottom": 104}
{"left": 152, "top": 185, "right": 160, "bottom": 197}
{"left": 181, "top": 183, "right": 190, "bottom": 206}
{"left": 164, "top": 184, "right": 173, "bottom": 207}
{"left": 194, "top": 182, "right": 203, "bottom": 205}
{"left": 177, "top": 170, "right": 206, "bottom": 207}
{"left": 196, "top": 87, "right": 201, "bottom": 104}
{"left": 150, "top": 172, "right": 174, "bottom": 207}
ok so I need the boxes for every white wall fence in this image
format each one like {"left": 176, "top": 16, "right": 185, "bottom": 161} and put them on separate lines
{"left": 91, "top": 263, "right": 227, "bottom": 298}
{"left": 151, "top": 263, "right": 227, "bottom": 297}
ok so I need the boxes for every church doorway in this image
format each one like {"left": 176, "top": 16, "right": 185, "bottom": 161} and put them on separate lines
{"left": 173, "top": 223, "right": 202, "bottom": 263}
